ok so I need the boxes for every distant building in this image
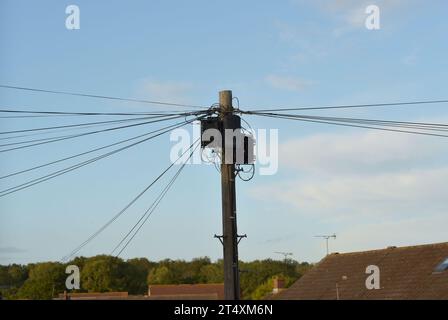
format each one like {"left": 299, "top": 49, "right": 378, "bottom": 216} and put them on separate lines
{"left": 56, "top": 283, "right": 225, "bottom": 300}
{"left": 275, "top": 242, "right": 448, "bottom": 300}
{"left": 272, "top": 277, "right": 286, "bottom": 295}
{"left": 57, "top": 292, "right": 129, "bottom": 300}
{"left": 147, "top": 283, "right": 225, "bottom": 300}
{"left": 262, "top": 277, "right": 287, "bottom": 300}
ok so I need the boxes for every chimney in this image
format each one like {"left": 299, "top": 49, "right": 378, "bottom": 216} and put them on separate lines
{"left": 272, "top": 277, "right": 285, "bottom": 294}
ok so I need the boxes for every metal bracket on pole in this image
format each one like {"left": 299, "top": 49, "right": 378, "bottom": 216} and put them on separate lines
{"left": 214, "top": 234, "right": 224, "bottom": 245}
{"left": 237, "top": 234, "right": 247, "bottom": 244}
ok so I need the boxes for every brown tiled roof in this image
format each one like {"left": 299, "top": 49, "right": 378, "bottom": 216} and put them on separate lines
{"left": 276, "top": 242, "right": 448, "bottom": 300}
{"left": 55, "top": 284, "right": 225, "bottom": 300}
{"left": 148, "top": 283, "right": 224, "bottom": 300}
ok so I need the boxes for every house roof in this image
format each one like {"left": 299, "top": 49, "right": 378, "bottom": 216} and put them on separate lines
{"left": 55, "top": 284, "right": 225, "bottom": 300}
{"left": 276, "top": 242, "right": 448, "bottom": 300}
{"left": 148, "top": 283, "right": 225, "bottom": 300}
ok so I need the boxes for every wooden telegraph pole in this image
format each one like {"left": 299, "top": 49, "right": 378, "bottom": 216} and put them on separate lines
{"left": 219, "top": 90, "right": 240, "bottom": 300}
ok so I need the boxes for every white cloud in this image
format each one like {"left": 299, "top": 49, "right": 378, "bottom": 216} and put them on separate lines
{"left": 251, "top": 130, "right": 448, "bottom": 221}
{"left": 255, "top": 167, "right": 448, "bottom": 219}
{"left": 136, "top": 79, "right": 194, "bottom": 104}
{"left": 265, "top": 74, "right": 315, "bottom": 92}
{"left": 304, "top": 0, "right": 408, "bottom": 22}
{"left": 334, "top": 214, "right": 448, "bottom": 254}
{"left": 291, "top": 0, "right": 414, "bottom": 36}
{"left": 279, "top": 131, "right": 445, "bottom": 174}
{"left": 274, "top": 21, "right": 330, "bottom": 65}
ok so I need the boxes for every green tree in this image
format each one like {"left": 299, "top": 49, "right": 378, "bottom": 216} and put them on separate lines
{"left": 251, "top": 278, "right": 274, "bottom": 300}
{"left": 199, "top": 262, "right": 223, "bottom": 283}
{"left": 8, "top": 264, "right": 28, "bottom": 286}
{"left": 251, "top": 275, "right": 297, "bottom": 300}
{"left": 239, "top": 259, "right": 305, "bottom": 299}
{"left": 17, "top": 262, "right": 65, "bottom": 299}
{"left": 1, "top": 256, "right": 312, "bottom": 300}
{"left": 147, "top": 265, "right": 175, "bottom": 285}
{"left": 126, "top": 258, "right": 154, "bottom": 294}
{"left": 81, "top": 255, "right": 129, "bottom": 292}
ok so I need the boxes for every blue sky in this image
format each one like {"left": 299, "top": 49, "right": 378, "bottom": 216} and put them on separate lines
{"left": 1, "top": 0, "right": 447, "bottom": 265}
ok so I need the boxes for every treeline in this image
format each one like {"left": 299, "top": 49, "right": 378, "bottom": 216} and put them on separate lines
{"left": 0, "top": 256, "right": 311, "bottom": 300}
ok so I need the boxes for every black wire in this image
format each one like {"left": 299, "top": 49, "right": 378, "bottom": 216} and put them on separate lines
{"left": 0, "top": 114, "right": 187, "bottom": 153}
{"left": 0, "top": 116, "right": 171, "bottom": 147}
{"left": 233, "top": 96, "right": 240, "bottom": 112}
{"left": 250, "top": 112, "right": 448, "bottom": 132}
{"left": 0, "top": 117, "right": 204, "bottom": 198}
{"left": 114, "top": 162, "right": 186, "bottom": 257}
{"left": 243, "top": 99, "right": 448, "bottom": 113}
{"left": 112, "top": 140, "right": 200, "bottom": 257}
{"left": 0, "top": 121, "right": 191, "bottom": 180}
{"left": 0, "top": 119, "right": 197, "bottom": 197}
{"left": 0, "top": 85, "right": 207, "bottom": 109}
{"left": 0, "top": 133, "right": 83, "bottom": 148}
{"left": 236, "top": 164, "right": 255, "bottom": 181}
{"left": 213, "top": 151, "right": 221, "bottom": 173}
{"left": 305, "top": 117, "right": 448, "bottom": 131}
{"left": 0, "top": 112, "right": 206, "bottom": 148}
{"left": 0, "top": 116, "right": 180, "bottom": 153}
{"left": 0, "top": 110, "right": 206, "bottom": 143}
{"left": 257, "top": 113, "right": 448, "bottom": 137}
{"left": 259, "top": 112, "right": 448, "bottom": 128}
{"left": 0, "top": 114, "right": 189, "bottom": 135}
{"left": 0, "top": 118, "right": 148, "bottom": 142}
{"left": 0, "top": 122, "right": 151, "bottom": 146}
{"left": 303, "top": 117, "right": 448, "bottom": 133}
{"left": 273, "top": 114, "right": 448, "bottom": 132}
{"left": 250, "top": 113, "right": 448, "bottom": 138}
{"left": 61, "top": 139, "right": 200, "bottom": 262}
{"left": 241, "top": 116, "right": 255, "bottom": 133}
{"left": 0, "top": 107, "right": 206, "bottom": 117}
{"left": 0, "top": 114, "right": 76, "bottom": 119}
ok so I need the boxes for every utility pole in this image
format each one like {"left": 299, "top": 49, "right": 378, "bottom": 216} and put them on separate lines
{"left": 219, "top": 90, "right": 240, "bottom": 300}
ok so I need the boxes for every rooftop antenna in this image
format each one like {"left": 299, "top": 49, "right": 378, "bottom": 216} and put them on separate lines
{"left": 315, "top": 234, "right": 336, "bottom": 256}
{"left": 275, "top": 251, "right": 293, "bottom": 263}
